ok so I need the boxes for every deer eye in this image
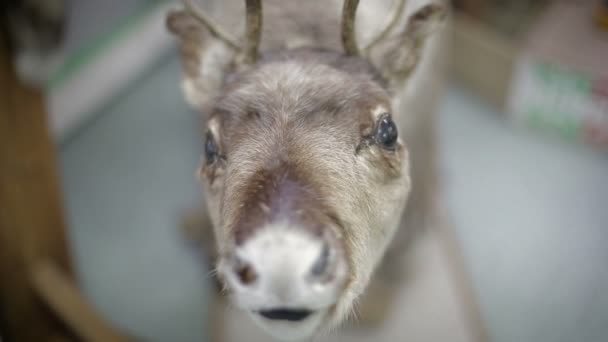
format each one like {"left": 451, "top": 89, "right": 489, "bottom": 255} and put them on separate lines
{"left": 375, "top": 114, "right": 398, "bottom": 149}
{"left": 204, "top": 131, "right": 218, "bottom": 163}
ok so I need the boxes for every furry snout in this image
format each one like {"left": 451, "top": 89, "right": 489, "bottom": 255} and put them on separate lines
{"left": 218, "top": 222, "right": 348, "bottom": 340}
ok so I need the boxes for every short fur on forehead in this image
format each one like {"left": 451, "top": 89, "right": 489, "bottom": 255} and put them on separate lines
{"left": 211, "top": 48, "right": 391, "bottom": 136}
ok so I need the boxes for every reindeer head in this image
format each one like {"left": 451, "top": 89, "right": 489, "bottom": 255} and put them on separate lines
{"left": 167, "top": 0, "right": 446, "bottom": 340}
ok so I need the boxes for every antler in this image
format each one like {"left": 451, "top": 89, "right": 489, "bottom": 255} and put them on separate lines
{"left": 343, "top": 0, "right": 412, "bottom": 58}
{"left": 183, "top": 0, "right": 240, "bottom": 50}
{"left": 243, "top": 0, "right": 262, "bottom": 64}
{"left": 341, "top": 0, "right": 360, "bottom": 56}
{"left": 183, "top": 0, "right": 262, "bottom": 64}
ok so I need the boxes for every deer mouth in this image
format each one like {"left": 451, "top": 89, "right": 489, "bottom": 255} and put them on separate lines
{"left": 251, "top": 307, "right": 326, "bottom": 341}
{"left": 257, "top": 308, "right": 314, "bottom": 322}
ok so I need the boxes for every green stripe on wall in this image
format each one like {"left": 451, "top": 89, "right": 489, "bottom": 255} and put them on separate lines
{"left": 50, "top": 0, "right": 164, "bottom": 91}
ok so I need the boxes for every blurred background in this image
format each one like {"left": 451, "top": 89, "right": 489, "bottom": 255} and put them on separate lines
{"left": 1, "top": 0, "right": 607, "bottom": 341}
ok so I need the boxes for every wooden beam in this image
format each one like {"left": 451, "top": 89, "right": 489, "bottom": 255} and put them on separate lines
{"left": 30, "top": 261, "right": 131, "bottom": 342}
{"left": 0, "top": 32, "right": 74, "bottom": 341}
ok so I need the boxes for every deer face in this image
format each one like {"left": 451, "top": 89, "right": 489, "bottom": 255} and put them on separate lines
{"left": 204, "top": 55, "right": 409, "bottom": 339}
{"left": 168, "top": 1, "right": 445, "bottom": 340}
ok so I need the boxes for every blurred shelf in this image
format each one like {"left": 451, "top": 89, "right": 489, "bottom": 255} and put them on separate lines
{"left": 450, "top": 10, "right": 520, "bottom": 110}
{"left": 450, "top": 0, "right": 608, "bottom": 150}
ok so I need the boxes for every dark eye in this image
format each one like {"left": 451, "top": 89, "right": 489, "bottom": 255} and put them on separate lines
{"left": 375, "top": 114, "right": 398, "bottom": 149}
{"left": 204, "top": 131, "right": 218, "bottom": 163}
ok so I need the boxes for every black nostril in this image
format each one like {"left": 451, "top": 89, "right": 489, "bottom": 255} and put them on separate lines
{"left": 311, "top": 243, "right": 330, "bottom": 277}
{"left": 258, "top": 309, "right": 313, "bottom": 322}
{"left": 234, "top": 258, "right": 257, "bottom": 285}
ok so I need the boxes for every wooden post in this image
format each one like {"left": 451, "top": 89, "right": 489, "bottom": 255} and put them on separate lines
{"left": 30, "top": 261, "right": 131, "bottom": 342}
{"left": 0, "top": 33, "right": 75, "bottom": 341}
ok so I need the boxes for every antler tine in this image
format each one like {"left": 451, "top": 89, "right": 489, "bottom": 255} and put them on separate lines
{"left": 363, "top": 0, "right": 407, "bottom": 56}
{"left": 341, "top": 0, "right": 360, "bottom": 56}
{"left": 183, "top": 0, "right": 240, "bottom": 51}
{"left": 243, "top": 0, "right": 263, "bottom": 64}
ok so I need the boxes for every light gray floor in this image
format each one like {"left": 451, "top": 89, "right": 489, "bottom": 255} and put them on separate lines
{"left": 59, "top": 55, "right": 210, "bottom": 342}
{"left": 438, "top": 86, "right": 608, "bottom": 342}
{"left": 59, "top": 54, "right": 608, "bottom": 342}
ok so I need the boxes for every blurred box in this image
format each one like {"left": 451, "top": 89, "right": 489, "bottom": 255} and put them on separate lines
{"left": 451, "top": 11, "right": 518, "bottom": 110}
{"left": 508, "top": 1, "right": 608, "bottom": 148}
{"left": 451, "top": 0, "right": 547, "bottom": 109}
{"left": 452, "top": 0, "right": 608, "bottom": 149}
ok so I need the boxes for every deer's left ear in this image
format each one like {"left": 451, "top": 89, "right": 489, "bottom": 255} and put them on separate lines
{"left": 166, "top": 9, "right": 238, "bottom": 111}
{"left": 166, "top": 1, "right": 262, "bottom": 112}
{"left": 367, "top": 3, "right": 447, "bottom": 89}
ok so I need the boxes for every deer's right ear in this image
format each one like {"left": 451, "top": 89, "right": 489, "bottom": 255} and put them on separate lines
{"left": 167, "top": 9, "right": 237, "bottom": 110}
